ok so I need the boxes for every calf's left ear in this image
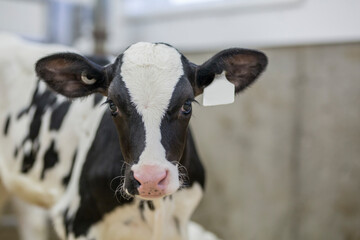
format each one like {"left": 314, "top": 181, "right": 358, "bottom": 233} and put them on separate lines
{"left": 35, "top": 52, "right": 110, "bottom": 98}
{"left": 192, "top": 48, "right": 268, "bottom": 96}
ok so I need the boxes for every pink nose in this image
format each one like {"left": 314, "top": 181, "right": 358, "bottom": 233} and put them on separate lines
{"left": 133, "top": 165, "right": 169, "bottom": 198}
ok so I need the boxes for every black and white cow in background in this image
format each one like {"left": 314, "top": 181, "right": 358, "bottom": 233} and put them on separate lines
{"left": 0, "top": 34, "right": 267, "bottom": 240}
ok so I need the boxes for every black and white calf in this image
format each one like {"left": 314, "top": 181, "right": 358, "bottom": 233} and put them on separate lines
{"left": 0, "top": 35, "right": 267, "bottom": 240}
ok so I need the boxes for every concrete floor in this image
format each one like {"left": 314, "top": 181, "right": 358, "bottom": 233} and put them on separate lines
{"left": 0, "top": 203, "right": 20, "bottom": 240}
{"left": 0, "top": 203, "right": 58, "bottom": 240}
{"left": 0, "top": 225, "right": 19, "bottom": 240}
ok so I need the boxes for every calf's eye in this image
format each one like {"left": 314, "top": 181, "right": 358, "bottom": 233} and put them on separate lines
{"left": 181, "top": 100, "right": 192, "bottom": 115}
{"left": 108, "top": 101, "right": 118, "bottom": 116}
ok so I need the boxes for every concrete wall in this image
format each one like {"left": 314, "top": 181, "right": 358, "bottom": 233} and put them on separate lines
{"left": 187, "top": 42, "right": 360, "bottom": 240}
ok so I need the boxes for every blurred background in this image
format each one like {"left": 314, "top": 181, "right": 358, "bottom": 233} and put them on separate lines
{"left": 0, "top": 0, "right": 359, "bottom": 239}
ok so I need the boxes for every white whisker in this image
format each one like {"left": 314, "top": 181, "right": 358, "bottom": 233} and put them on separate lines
{"left": 111, "top": 162, "right": 134, "bottom": 202}
{"left": 171, "top": 161, "right": 190, "bottom": 189}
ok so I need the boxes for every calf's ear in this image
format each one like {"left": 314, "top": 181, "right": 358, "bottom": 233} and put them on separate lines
{"left": 192, "top": 48, "right": 268, "bottom": 96}
{"left": 35, "top": 53, "right": 111, "bottom": 98}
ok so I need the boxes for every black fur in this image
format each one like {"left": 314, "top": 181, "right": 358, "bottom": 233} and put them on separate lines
{"left": 147, "top": 201, "right": 155, "bottom": 211}
{"left": 3, "top": 115, "right": 10, "bottom": 136}
{"left": 21, "top": 83, "right": 57, "bottom": 173}
{"left": 69, "top": 112, "right": 133, "bottom": 237}
{"left": 14, "top": 147, "right": 18, "bottom": 158}
{"left": 50, "top": 101, "right": 71, "bottom": 130}
{"left": 173, "top": 216, "right": 181, "bottom": 235}
{"left": 41, "top": 140, "right": 59, "bottom": 179}
{"left": 62, "top": 150, "right": 77, "bottom": 186}
{"left": 106, "top": 56, "right": 147, "bottom": 195}
{"left": 21, "top": 147, "right": 37, "bottom": 173}
{"left": 139, "top": 201, "right": 146, "bottom": 221}
{"left": 93, "top": 94, "right": 104, "bottom": 106}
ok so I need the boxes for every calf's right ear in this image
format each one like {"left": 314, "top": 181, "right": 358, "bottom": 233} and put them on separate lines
{"left": 191, "top": 48, "right": 268, "bottom": 96}
{"left": 35, "top": 52, "right": 111, "bottom": 98}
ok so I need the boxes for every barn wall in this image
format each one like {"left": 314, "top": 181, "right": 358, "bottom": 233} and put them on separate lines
{"left": 188, "top": 42, "right": 360, "bottom": 240}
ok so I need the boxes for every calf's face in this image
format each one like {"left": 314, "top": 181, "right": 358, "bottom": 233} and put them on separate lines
{"left": 36, "top": 42, "right": 267, "bottom": 200}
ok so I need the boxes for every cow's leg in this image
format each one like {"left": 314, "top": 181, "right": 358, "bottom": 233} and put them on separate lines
{"left": 12, "top": 197, "right": 48, "bottom": 240}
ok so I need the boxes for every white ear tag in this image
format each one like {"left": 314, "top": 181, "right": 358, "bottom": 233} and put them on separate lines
{"left": 202, "top": 72, "right": 235, "bottom": 106}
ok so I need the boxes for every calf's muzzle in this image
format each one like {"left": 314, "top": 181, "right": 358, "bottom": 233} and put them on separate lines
{"left": 133, "top": 165, "right": 170, "bottom": 198}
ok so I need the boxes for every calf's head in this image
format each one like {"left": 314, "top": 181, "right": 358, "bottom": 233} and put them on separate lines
{"left": 36, "top": 42, "right": 267, "bottom": 200}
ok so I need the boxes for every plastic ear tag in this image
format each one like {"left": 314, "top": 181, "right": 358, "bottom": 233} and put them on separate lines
{"left": 202, "top": 72, "right": 235, "bottom": 106}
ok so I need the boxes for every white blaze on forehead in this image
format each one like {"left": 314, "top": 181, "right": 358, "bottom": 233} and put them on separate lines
{"left": 121, "top": 42, "right": 183, "bottom": 114}
{"left": 121, "top": 42, "right": 183, "bottom": 172}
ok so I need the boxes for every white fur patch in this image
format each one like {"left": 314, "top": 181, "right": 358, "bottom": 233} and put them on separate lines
{"left": 0, "top": 34, "right": 75, "bottom": 207}
{"left": 84, "top": 183, "right": 204, "bottom": 240}
{"left": 0, "top": 34, "right": 107, "bottom": 233}
{"left": 121, "top": 42, "right": 183, "bottom": 193}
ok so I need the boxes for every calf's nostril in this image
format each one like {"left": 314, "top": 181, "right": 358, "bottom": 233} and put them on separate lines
{"left": 133, "top": 174, "right": 142, "bottom": 187}
{"left": 157, "top": 170, "right": 168, "bottom": 186}
{"left": 134, "top": 178, "right": 141, "bottom": 187}
{"left": 131, "top": 171, "right": 141, "bottom": 187}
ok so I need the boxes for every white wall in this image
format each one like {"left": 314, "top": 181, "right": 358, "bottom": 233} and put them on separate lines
{"left": 121, "top": 0, "right": 360, "bottom": 52}
{"left": 1, "top": 0, "right": 359, "bottom": 53}
{"left": 0, "top": 0, "right": 48, "bottom": 41}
